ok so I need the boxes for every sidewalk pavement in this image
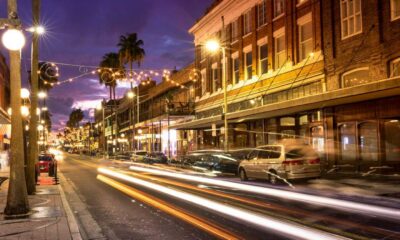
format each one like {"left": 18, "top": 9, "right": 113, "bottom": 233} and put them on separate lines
{"left": 0, "top": 171, "right": 82, "bottom": 240}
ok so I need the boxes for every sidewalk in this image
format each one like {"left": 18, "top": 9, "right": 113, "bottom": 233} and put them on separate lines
{"left": 0, "top": 171, "right": 82, "bottom": 240}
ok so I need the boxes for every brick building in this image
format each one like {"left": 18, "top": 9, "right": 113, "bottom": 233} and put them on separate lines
{"left": 171, "top": 0, "right": 400, "bottom": 174}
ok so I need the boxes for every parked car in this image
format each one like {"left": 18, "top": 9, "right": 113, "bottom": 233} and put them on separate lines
{"left": 143, "top": 152, "right": 168, "bottom": 164}
{"left": 131, "top": 150, "right": 148, "bottom": 162}
{"left": 36, "top": 154, "right": 57, "bottom": 177}
{"left": 238, "top": 144, "right": 321, "bottom": 184}
{"left": 182, "top": 151, "right": 240, "bottom": 174}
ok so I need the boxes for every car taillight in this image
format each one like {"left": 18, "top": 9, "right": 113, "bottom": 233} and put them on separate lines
{"left": 282, "top": 160, "right": 303, "bottom": 166}
{"left": 308, "top": 158, "right": 320, "bottom": 164}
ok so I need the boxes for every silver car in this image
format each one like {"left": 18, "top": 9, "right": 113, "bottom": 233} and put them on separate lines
{"left": 238, "top": 144, "right": 321, "bottom": 184}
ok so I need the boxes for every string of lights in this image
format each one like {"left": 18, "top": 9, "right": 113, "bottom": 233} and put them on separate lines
{"left": 34, "top": 59, "right": 197, "bottom": 89}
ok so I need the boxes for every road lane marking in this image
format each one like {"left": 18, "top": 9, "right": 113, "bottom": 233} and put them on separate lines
{"left": 99, "top": 167, "right": 348, "bottom": 240}
{"left": 129, "top": 165, "right": 400, "bottom": 221}
{"left": 97, "top": 174, "right": 240, "bottom": 240}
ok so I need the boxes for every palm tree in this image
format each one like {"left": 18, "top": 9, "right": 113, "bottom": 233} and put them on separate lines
{"left": 118, "top": 33, "right": 145, "bottom": 151}
{"left": 118, "top": 33, "right": 145, "bottom": 81}
{"left": 67, "top": 109, "right": 84, "bottom": 129}
{"left": 98, "top": 53, "right": 122, "bottom": 100}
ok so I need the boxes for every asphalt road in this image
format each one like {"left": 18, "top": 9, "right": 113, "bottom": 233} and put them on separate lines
{"left": 60, "top": 154, "right": 400, "bottom": 240}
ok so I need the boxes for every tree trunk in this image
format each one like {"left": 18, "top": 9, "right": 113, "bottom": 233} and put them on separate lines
{"left": 5, "top": 0, "right": 30, "bottom": 215}
{"left": 26, "top": 0, "right": 40, "bottom": 195}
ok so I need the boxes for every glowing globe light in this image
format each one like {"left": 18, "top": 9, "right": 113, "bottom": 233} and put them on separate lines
{"left": 2, "top": 29, "right": 26, "bottom": 51}
{"left": 127, "top": 91, "right": 135, "bottom": 99}
{"left": 21, "top": 106, "right": 29, "bottom": 117}
{"left": 205, "top": 40, "right": 220, "bottom": 52}
{"left": 38, "top": 91, "right": 47, "bottom": 99}
{"left": 20, "top": 88, "right": 30, "bottom": 99}
{"left": 36, "top": 26, "right": 45, "bottom": 35}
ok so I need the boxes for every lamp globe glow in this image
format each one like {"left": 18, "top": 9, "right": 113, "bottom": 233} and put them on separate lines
{"left": 21, "top": 106, "right": 29, "bottom": 117}
{"left": 20, "top": 88, "right": 30, "bottom": 99}
{"left": 38, "top": 91, "right": 47, "bottom": 99}
{"left": 2, "top": 29, "right": 26, "bottom": 51}
{"left": 36, "top": 26, "right": 45, "bottom": 35}
{"left": 205, "top": 40, "right": 220, "bottom": 53}
{"left": 96, "top": 104, "right": 102, "bottom": 110}
{"left": 127, "top": 91, "right": 135, "bottom": 99}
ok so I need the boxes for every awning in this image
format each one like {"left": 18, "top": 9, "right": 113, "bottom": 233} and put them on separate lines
{"left": 171, "top": 78, "right": 400, "bottom": 129}
{"left": 171, "top": 116, "right": 223, "bottom": 130}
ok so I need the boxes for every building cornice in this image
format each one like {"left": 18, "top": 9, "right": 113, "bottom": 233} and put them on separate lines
{"left": 189, "top": 0, "right": 260, "bottom": 45}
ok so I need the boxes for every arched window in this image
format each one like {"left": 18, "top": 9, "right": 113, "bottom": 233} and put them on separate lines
{"left": 341, "top": 67, "right": 370, "bottom": 88}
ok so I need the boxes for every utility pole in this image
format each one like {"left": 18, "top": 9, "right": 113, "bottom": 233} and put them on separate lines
{"left": 27, "top": 0, "right": 40, "bottom": 195}
{"left": 4, "top": 0, "right": 30, "bottom": 215}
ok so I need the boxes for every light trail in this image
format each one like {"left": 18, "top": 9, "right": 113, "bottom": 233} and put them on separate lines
{"left": 98, "top": 167, "right": 347, "bottom": 240}
{"left": 119, "top": 169, "right": 396, "bottom": 238}
{"left": 97, "top": 175, "right": 239, "bottom": 240}
{"left": 128, "top": 165, "right": 400, "bottom": 221}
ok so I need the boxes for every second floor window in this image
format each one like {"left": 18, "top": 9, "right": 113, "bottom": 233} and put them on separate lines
{"left": 298, "top": 20, "right": 313, "bottom": 61}
{"left": 212, "top": 67, "right": 218, "bottom": 92}
{"left": 243, "top": 11, "right": 251, "bottom": 35}
{"left": 274, "top": 0, "right": 285, "bottom": 18}
{"left": 233, "top": 57, "right": 240, "bottom": 84}
{"left": 201, "top": 69, "right": 207, "bottom": 95}
{"left": 245, "top": 51, "right": 252, "bottom": 80}
{"left": 390, "top": 58, "right": 400, "bottom": 77}
{"left": 340, "top": 0, "right": 362, "bottom": 39}
{"left": 274, "top": 32, "right": 286, "bottom": 69}
{"left": 258, "top": 0, "right": 267, "bottom": 27}
{"left": 391, "top": 0, "right": 400, "bottom": 21}
{"left": 342, "top": 68, "right": 370, "bottom": 88}
{"left": 232, "top": 20, "right": 239, "bottom": 41}
{"left": 259, "top": 44, "right": 268, "bottom": 74}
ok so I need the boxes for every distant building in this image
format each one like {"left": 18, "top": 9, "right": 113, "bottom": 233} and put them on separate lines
{"left": 94, "top": 69, "right": 195, "bottom": 157}
{"left": 170, "top": 0, "right": 400, "bottom": 174}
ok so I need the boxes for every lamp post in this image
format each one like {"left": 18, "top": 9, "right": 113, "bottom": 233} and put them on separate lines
{"left": 205, "top": 39, "right": 228, "bottom": 152}
{"left": 127, "top": 90, "right": 136, "bottom": 151}
{"left": 1, "top": 0, "right": 30, "bottom": 216}
{"left": 96, "top": 102, "right": 106, "bottom": 157}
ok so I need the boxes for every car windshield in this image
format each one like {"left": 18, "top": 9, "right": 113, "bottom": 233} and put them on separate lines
{"left": 39, "top": 156, "right": 53, "bottom": 161}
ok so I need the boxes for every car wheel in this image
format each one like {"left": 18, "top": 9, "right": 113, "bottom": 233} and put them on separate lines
{"left": 239, "top": 168, "right": 248, "bottom": 181}
{"left": 268, "top": 170, "right": 278, "bottom": 184}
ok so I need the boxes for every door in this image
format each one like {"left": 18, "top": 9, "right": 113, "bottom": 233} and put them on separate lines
{"left": 244, "top": 150, "right": 259, "bottom": 178}
{"left": 253, "top": 148, "right": 270, "bottom": 179}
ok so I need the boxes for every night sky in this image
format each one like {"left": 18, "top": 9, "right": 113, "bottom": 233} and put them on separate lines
{"left": 0, "top": 0, "right": 213, "bottom": 131}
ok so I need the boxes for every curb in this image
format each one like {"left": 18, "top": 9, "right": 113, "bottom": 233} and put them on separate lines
{"left": 58, "top": 173, "right": 83, "bottom": 240}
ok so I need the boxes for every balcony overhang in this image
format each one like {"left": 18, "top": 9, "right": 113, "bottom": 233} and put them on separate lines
{"left": 227, "top": 77, "right": 400, "bottom": 122}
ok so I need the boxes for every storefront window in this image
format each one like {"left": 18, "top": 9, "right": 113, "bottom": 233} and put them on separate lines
{"left": 384, "top": 120, "right": 400, "bottom": 161}
{"left": 280, "top": 117, "right": 295, "bottom": 126}
{"left": 281, "top": 129, "right": 296, "bottom": 139}
{"left": 339, "top": 123, "right": 357, "bottom": 162}
{"left": 358, "top": 122, "right": 379, "bottom": 161}
{"left": 235, "top": 124, "right": 248, "bottom": 148}
{"left": 311, "top": 126, "right": 324, "bottom": 153}
{"left": 299, "top": 115, "right": 308, "bottom": 125}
